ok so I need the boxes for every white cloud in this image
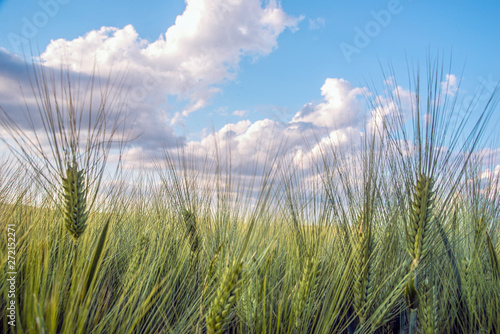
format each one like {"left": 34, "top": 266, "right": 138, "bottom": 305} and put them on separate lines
{"left": 233, "top": 109, "right": 248, "bottom": 117}
{"left": 0, "top": 0, "right": 301, "bottom": 160}
{"left": 308, "top": 17, "right": 326, "bottom": 30}
{"left": 292, "top": 126, "right": 362, "bottom": 169}
{"left": 291, "top": 78, "right": 365, "bottom": 129}
{"left": 476, "top": 148, "right": 500, "bottom": 162}
{"left": 166, "top": 77, "right": 370, "bottom": 175}
{"left": 481, "top": 165, "right": 500, "bottom": 179}
{"left": 441, "top": 74, "right": 459, "bottom": 96}
{"left": 39, "top": 0, "right": 301, "bottom": 117}
{"left": 188, "top": 118, "right": 284, "bottom": 170}
{"left": 366, "top": 81, "right": 416, "bottom": 134}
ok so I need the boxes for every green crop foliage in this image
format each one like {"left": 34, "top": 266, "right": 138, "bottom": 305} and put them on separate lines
{"left": 0, "top": 56, "right": 499, "bottom": 334}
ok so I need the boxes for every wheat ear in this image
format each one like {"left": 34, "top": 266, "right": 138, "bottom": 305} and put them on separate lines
{"left": 473, "top": 215, "right": 486, "bottom": 256}
{"left": 206, "top": 260, "right": 243, "bottom": 334}
{"left": 62, "top": 161, "right": 88, "bottom": 240}
{"left": 406, "top": 173, "right": 435, "bottom": 266}
{"left": 419, "top": 278, "right": 438, "bottom": 334}
{"left": 292, "top": 256, "right": 318, "bottom": 331}
{"left": 486, "top": 231, "right": 500, "bottom": 282}
{"left": 405, "top": 173, "right": 436, "bottom": 334}
{"left": 183, "top": 209, "right": 199, "bottom": 255}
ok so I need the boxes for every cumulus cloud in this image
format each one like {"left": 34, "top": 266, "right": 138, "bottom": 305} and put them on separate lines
{"left": 0, "top": 0, "right": 301, "bottom": 156}
{"left": 39, "top": 0, "right": 301, "bottom": 117}
{"left": 182, "top": 118, "right": 285, "bottom": 175}
{"left": 0, "top": 41, "right": 413, "bottom": 181}
{"left": 291, "top": 78, "right": 365, "bottom": 130}
{"left": 0, "top": 50, "right": 35, "bottom": 115}
{"left": 0, "top": 0, "right": 430, "bottom": 186}
{"left": 164, "top": 77, "right": 370, "bottom": 176}
{"left": 365, "top": 78, "right": 417, "bottom": 134}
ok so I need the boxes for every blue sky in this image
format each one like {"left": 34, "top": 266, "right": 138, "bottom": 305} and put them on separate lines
{"left": 0, "top": 0, "right": 499, "bottom": 172}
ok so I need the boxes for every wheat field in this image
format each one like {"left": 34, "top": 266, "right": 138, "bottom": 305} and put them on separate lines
{"left": 0, "top": 59, "right": 499, "bottom": 333}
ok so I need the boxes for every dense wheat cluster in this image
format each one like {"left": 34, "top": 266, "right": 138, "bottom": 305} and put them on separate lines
{"left": 0, "top": 59, "right": 499, "bottom": 333}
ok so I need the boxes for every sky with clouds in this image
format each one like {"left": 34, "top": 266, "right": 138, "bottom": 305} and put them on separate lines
{"left": 0, "top": 0, "right": 499, "bottom": 178}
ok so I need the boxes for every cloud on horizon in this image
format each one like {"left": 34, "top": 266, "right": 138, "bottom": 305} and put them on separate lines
{"left": 0, "top": 41, "right": 401, "bottom": 177}
{"left": 0, "top": 0, "right": 302, "bottom": 154}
